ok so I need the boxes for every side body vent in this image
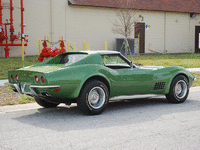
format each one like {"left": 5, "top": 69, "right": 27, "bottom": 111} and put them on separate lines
{"left": 154, "top": 82, "right": 166, "bottom": 90}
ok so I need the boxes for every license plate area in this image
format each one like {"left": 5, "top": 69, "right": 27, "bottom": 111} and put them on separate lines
{"left": 21, "top": 82, "right": 32, "bottom": 94}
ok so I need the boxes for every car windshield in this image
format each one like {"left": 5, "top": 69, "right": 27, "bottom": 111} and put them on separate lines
{"left": 101, "top": 54, "right": 130, "bottom": 66}
{"left": 59, "top": 54, "right": 88, "bottom": 66}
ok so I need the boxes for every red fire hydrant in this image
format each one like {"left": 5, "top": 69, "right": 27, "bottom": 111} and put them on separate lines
{"left": 38, "top": 40, "right": 52, "bottom": 62}
{"left": 38, "top": 37, "right": 66, "bottom": 62}
{"left": 51, "top": 40, "right": 66, "bottom": 57}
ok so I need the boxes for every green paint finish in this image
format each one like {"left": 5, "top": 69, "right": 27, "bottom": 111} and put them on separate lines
{"left": 8, "top": 51, "right": 195, "bottom": 102}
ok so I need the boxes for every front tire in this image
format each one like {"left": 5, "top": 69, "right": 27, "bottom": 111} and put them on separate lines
{"left": 34, "top": 97, "right": 60, "bottom": 108}
{"left": 166, "top": 75, "right": 189, "bottom": 103}
{"left": 77, "top": 80, "right": 109, "bottom": 115}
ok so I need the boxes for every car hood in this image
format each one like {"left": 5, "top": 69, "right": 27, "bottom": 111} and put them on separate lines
{"left": 137, "top": 65, "right": 165, "bottom": 70}
{"left": 19, "top": 64, "right": 65, "bottom": 73}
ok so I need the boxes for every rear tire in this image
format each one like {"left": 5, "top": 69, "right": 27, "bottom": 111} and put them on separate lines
{"left": 165, "top": 75, "right": 189, "bottom": 103}
{"left": 77, "top": 80, "right": 109, "bottom": 115}
{"left": 34, "top": 97, "right": 59, "bottom": 108}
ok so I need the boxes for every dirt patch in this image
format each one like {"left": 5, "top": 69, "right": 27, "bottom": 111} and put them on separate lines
{"left": 0, "top": 85, "right": 35, "bottom": 106}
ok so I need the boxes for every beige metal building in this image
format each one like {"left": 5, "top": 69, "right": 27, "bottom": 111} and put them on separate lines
{"left": 0, "top": 0, "right": 200, "bottom": 58}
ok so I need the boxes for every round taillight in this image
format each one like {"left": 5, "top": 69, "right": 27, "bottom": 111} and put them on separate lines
{"left": 41, "top": 76, "right": 45, "bottom": 83}
{"left": 35, "top": 76, "right": 39, "bottom": 83}
{"left": 15, "top": 75, "right": 19, "bottom": 82}
{"left": 11, "top": 75, "right": 14, "bottom": 81}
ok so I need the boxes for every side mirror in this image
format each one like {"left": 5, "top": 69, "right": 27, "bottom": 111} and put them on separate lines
{"left": 130, "top": 62, "right": 134, "bottom": 70}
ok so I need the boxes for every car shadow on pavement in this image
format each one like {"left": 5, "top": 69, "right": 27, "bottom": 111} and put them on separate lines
{"left": 13, "top": 96, "right": 200, "bottom": 132}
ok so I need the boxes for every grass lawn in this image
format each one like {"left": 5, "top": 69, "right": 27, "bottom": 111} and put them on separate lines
{"left": 0, "top": 55, "right": 39, "bottom": 80}
{"left": 192, "top": 72, "right": 200, "bottom": 87}
{"left": 129, "top": 53, "right": 200, "bottom": 68}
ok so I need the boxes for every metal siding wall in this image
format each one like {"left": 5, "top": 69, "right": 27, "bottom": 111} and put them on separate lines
{"left": 1, "top": 0, "right": 199, "bottom": 57}
{"left": 165, "top": 12, "right": 191, "bottom": 53}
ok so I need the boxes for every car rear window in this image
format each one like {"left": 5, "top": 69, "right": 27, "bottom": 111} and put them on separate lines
{"left": 59, "top": 54, "right": 88, "bottom": 66}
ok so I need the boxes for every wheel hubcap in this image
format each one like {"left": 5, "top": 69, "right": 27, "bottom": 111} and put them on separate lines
{"left": 88, "top": 87, "right": 106, "bottom": 109}
{"left": 175, "top": 80, "right": 187, "bottom": 99}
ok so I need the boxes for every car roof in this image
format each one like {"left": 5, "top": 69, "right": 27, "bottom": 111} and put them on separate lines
{"left": 80, "top": 50, "right": 120, "bottom": 55}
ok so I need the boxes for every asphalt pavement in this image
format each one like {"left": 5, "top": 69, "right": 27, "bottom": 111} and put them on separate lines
{"left": 0, "top": 86, "right": 200, "bottom": 150}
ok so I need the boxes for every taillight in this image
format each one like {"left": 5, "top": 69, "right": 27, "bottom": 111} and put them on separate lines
{"left": 35, "top": 76, "right": 39, "bottom": 83}
{"left": 15, "top": 75, "right": 19, "bottom": 82}
{"left": 41, "top": 76, "right": 45, "bottom": 83}
{"left": 11, "top": 75, "right": 14, "bottom": 81}
{"left": 54, "top": 88, "right": 61, "bottom": 92}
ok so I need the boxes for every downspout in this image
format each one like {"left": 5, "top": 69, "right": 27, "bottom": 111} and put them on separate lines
{"left": 188, "top": 13, "right": 191, "bottom": 53}
{"left": 65, "top": 1, "right": 67, "bottom": 40}
{"left": 0, "top": 0, "right": 2, "bottom": 26}
{"left": 0, "top": 0, "right": 2, "bottom": 56}
{"left": 164, "top": 11, "right": 166, "bottom": 53}
{"left": 50, "top": 0, "right": 53, "bottom": 43}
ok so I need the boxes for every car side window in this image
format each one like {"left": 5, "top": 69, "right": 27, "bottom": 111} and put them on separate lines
{"left": 101, "top": 54, "right": 131, "bottom": 69}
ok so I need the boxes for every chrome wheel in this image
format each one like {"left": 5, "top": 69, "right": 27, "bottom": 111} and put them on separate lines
{"left": 174, "top": 80, "right": 187, "bottom": 99}
{"left": 77, "top": 80, "right": 109, "bottom": 115}
{"left": 88, "top": 87, "right": 106, "bottom": 109}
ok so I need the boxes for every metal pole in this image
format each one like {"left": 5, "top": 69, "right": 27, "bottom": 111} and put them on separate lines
{"left": 10, "top": 0, "right": 14, "bottom": 32}
{"left": 73, "top": 43, "right": 76, "bottom": 51}
{"left": 38, "top": 40, "right": 41, "bottom": 55}
{"left": 22, "top": 39, "right": 24, "bottom": 61}
{"left": 47, "top": 36, "right": 49, "bottom": 48}
{"left": 87, "top": 43, "right": 90, "bottom": 50}
{"left": 83, "top": 41, "right": 86, "bottom": 50}
{"left": 22, "top": 39, "right": 24, "bottom": 68}
{"left": 105, "top": 41, "right": 107, "bottom": 50}
{"left": 21, "top": 0, "right": 24, "bottom": 41}
{"left": 68, "top": 41, "right": 70, "bottom": 52}
{"left": 59, "top": 36, "right": 61, "bottom": 49}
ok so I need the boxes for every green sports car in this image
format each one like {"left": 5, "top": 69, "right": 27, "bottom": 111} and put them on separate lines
{"left": 8, "top": 51, "right": 196, "bottom": 115}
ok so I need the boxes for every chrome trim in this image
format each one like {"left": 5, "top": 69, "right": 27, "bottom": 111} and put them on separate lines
{"left": 88, "top": 86, "right": 106, "bottom": 109}
{"left": 29, "top": 85, "right": 60, "bottom": 97}
{"left": 29, "top": 85, "right": 60, "bottom": 88}
{"left": 119, "top": 53, "right": 137, "bottom": 68}
{"left": 174, "top": 80, "right": 187, "bottom": 99}
{"left": 13, "top": 84, "right": 23, "bottom": 94}
{"left": 8, "top": 83, "right": 60, "bottom": 97}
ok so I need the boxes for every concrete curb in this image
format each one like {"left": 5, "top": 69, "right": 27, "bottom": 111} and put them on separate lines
{"left": 0, "top": 79, "right": 8, "bottom": 86}
{"left": 0, "top": 103, "right": 70, "bottom": 114}
{"left": 187, "top": 68, "right": 200, "bottom": 72}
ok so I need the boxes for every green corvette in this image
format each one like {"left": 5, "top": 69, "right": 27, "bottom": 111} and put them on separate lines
{"left": 8, "top": 51, "right": 195, "bottom": 115}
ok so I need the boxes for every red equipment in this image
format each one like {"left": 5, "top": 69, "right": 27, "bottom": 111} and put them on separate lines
{"left": 38, "top": 37, "right": 66, "bottom": 62}
{"left": 38, "top": 39, "right": 52, "bottom": 62}
{"left": 51, "top": 39, "right": 66, "bottom": 57}
{"left": 0, "top": 0, "right": 28, "bottom": 58}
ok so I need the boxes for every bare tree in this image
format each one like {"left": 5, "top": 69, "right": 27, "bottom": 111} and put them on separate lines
{"left": 112, "top": 0, "right": 137, "bottom": 56}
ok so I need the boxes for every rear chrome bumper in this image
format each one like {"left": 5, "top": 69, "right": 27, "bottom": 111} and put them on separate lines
{"left": 9, "top": 83, "right": 60, "bottom": 97}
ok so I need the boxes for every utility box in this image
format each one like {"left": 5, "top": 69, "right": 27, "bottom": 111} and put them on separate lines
{"left": 115, "top": 38, "right": 139, "bottom": 56}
